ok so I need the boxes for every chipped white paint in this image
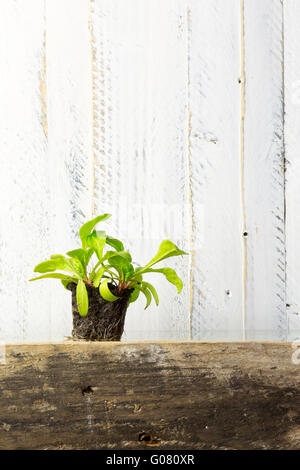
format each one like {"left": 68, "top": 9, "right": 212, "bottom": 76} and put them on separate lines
{"left": 0, "top": 0, "right": 299, "bottom": 342}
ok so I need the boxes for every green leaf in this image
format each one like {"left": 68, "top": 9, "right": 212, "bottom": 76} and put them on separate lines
{"left": 110, "top": 257, "right": 133, "bottom": 281}
{"left": 76, "top": 280, "right": 89, "bottom": 316}
{"left": 61, "top": 279, "right": 72, "bottom": 290}
{"left": 106, "top": 235, "right": 124, "bottom": 252}
{"left": 103, "top": 265, "right": 119, "bottom": 278}
{"left": 34, "top": 258, "right": 81, "bottom": 278}
{"left": 102, "top": 251, "right": 133, "bottom": 280}
{"left": 141, "top": 281, "right": 159, "bottom": 306}
{"left": 99, "top": 279, "right": 120, "bottom": 302}
{"left": 69, "top": 257, "right": 85, "bottom": 278}
{"left": 134, "top": 285, "right": 152, "bottom": 309}
{"left": 138, "top": 240, "right": 187, "bottom": 274}
{"left": 92, "top": 267, "right": 105, "bottom": 288}
{"left": 85, "top": 248, "right": 95, "bottom": 266}
{"left": 137, "top": 267, "right": 183, "bottom": 293}
{"left": 50, "top": 254, "right": 85, "bottom": 278}
{"left": 124, "top": 265, "right": 135, "bottom": 281}
{"left": 66, "top": 249, "right": 84, "bottom": 262}
{"left": 34, "top": 259, "right": 64, "bottom": 273}
{"left": 87, "top": 230, "right": 106, "bottom": 260}
{"left": 130, "top": 273, "right": 143, "bottom": 283}
{"left": 66, "top": 248, "right": 94, "bottom": 269}
{"left": 102, "top": 250, "right": 132, "bottom": 263}
{"left": 29, "top": 273, "right": 78, "bottom": 282}
{"left": 129, "top": 288, "right": 140, "bottom": 304}
{"left": 79, "top": 214, "right": 111, "bottom": 249}
{"left": 90, "top": 262, "right": 117, "bottom": 282}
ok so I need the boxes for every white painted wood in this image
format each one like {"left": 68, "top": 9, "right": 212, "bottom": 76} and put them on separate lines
{"left": 90, "top": 0, "right": 190, "bottom": 340}
{"left": 243, "top": 0, "right": 286, "bottom": 340}
{"left": 284, "top": 0, "right": 300, "bottom": 340}
{"left": 45, "top": 0, "right": 93, "bottom": 340}
{"left": 0, "top": 1, "right": 50, "bottom": 342}
{"left": 0, "top": 1, "right": 296, "bottom": 342}
{"left": 0, "top": 0, "right": 93, "bottom": 342}
{"left": 188, "top": 0, "right": 244, "bottom": 340}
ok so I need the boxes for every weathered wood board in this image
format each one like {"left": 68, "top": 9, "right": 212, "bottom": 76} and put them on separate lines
{"left": 45, "top": 0, "right": 93, "bottom": 340}
{"left": 243, "top": 0, "right": 286, "bottom": 341}
{"left": 188, "top": 0, "right": 244, "bottom": 341}
{"left": 284, "top": 0, "right": 300, "bottom": 340}
{"left": 0, "top": 341, "right": 300, "bottom": 450}
{"left": 90, "top": 0, "right": 190, "bottom": 341}
{"left": 0, "top": 0, "right": 49, "bottom": 342}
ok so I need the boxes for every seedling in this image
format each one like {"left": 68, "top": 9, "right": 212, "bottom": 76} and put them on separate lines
{"left": 30, "top": 214, "right": 188, "bottom": 341}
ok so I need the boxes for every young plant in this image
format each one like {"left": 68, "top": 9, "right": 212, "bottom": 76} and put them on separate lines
{"left": 30, "top": 214, "right": 188, "bottom": 316}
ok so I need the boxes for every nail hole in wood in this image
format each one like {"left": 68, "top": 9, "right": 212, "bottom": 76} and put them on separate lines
{"left": 82, "top": 386, "right": 94, "bottom": 396}
{"left": 138, "top": 432, "right": 161, "bottom": 446}
{"left": 243, "top": 231, "right": 248, "bottom": 238}
{"left": 138, "top": 432, "right": 152, "bottom": 443}
{"left": 225, "top": 289, "right": 231, "bottom": 297}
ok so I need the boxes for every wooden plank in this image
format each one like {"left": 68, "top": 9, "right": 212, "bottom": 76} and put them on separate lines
{"left": 243, "top": 0, "right": 286, "bottom": 340}
{"left": 0, "top": 341, "right": 299, "bottom": 449}
{"left": 0, "top": 1, "right": 49, "bottom": 341}
{"left": 45, "top": 0, "right": 93, "bottom": 340}
{"left": 284, "top": 1, "right": 300, "bottom": 340}
{"left": 188, "top": 0, "right": 244, "bottom": 340}
{"left": 90, "top": 0, "right": 190, "bottom": 340}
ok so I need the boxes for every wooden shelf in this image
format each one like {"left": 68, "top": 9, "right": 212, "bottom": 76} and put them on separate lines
{"left": 0, "top": 341, "right": 299, "bottom": 449}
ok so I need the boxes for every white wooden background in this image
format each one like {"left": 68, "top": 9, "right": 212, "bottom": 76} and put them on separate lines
{"left": 0, "top": 0, "right": 299, "bottom": 342}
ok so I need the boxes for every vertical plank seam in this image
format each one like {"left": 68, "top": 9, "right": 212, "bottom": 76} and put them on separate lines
{"left": 240, "top": 0, "right": 247, "bottom": 340}
{"left": 40, "top": 1, "right": 48, "bottom": 140}
{"left": 41, "top": 0, "right": 49, "bottom": 340}
{"left": 186, "top": 5, "right": 193, "bottom": 340}
{"left": 282, "top": 0, "right": 288, "bottom": 334}
{"left": 89, "top": 0, "right": 96, "bottom": 217}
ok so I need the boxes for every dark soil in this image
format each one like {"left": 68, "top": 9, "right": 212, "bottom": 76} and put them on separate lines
{"left": 67, "top": 282, "right": 133, "bottom": 341}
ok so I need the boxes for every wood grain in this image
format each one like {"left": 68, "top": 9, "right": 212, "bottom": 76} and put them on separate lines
{"left": 243, "top": 0, "right": 286, "bottom": 341}
{"left": 45, "top": 0, "right": 93, "bottom": 340}
{"left": 0, "top": 1, "right": 49, "bottom": 342}
{"left": 188, "top": 0, "right": 244, "bottom": 340}
{"left": 0, "top": 341, "right": 300, "bottom": 450}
